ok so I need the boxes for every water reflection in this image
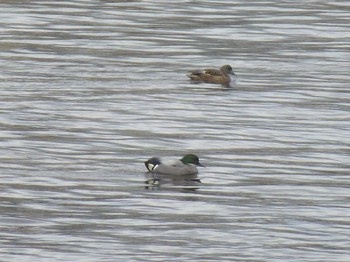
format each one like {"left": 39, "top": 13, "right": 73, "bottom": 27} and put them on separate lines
{"left": 144, "top": 172, "right": 201, "bottom": 190}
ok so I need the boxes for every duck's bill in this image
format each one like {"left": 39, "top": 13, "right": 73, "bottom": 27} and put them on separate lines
{"left": 197, "top": 162, "right": 205, "bottom": 167}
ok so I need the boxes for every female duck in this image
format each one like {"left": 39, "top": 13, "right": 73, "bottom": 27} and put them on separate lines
{"left": 187, "top": 64, "right": 236, "bottom": 87}
{"left": 145, "top": 154, "right": 204, "bottom": 176}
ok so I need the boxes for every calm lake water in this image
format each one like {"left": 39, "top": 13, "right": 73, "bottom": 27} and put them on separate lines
{"left": 1, "top": 1, "right": 349, "bottom": 261}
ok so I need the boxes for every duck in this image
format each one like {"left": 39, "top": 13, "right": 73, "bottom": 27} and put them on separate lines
{"left": 187, "top": 64, "right": 236, "bottom": 87}
{"left": 144, "top": 154, "right": 204, "bottom": 176}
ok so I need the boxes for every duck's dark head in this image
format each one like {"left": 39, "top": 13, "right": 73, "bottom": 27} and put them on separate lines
{"left": 180, "top": 154, "right": 204, "bottom": 167}
{"left": 221, "top": 64, "right": 236, "bottom": 76}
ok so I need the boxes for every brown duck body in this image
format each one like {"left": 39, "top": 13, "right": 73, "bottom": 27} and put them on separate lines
{"left": 187, "top": 64, "right": 235, "bottom": 87}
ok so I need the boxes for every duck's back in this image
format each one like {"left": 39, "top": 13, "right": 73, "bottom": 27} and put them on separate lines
{"left": 203, "top": 68, "right": 224, "bottom": 76}
{"left": 154, "top": 159, "right": 198, "bottom": 175}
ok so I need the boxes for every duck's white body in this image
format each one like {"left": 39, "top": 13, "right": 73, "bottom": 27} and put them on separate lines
{"left": 145, "top": 154, "right": 204, "bottom": 176}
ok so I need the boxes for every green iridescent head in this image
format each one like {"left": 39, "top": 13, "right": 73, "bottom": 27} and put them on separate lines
{"left": 180, "top": 154, "right": 204, "bottom": 167}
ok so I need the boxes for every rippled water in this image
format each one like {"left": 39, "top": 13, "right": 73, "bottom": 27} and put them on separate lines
{"left": 1, "top": 1, "right": 349, "bottom": 261}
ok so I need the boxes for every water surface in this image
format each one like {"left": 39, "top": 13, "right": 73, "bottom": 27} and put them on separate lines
{"left": 1, "top": 1, "right": 349, "bottom": 261}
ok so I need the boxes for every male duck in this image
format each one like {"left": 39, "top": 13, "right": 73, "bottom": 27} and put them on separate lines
{"left": 187, "top": 64, "right": 236, "bottom": 87}
{"left": 145, "top": 154, "right": 204, "bottom": 176}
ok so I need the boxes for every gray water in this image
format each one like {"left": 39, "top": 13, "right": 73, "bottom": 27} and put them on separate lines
{"left": 1, "top": 1, "right": 349, "bottom": 261}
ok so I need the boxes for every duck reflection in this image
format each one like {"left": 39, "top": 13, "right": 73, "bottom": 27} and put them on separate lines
{"left": 144, "top": 172, "right": 201, "bottom": 190}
